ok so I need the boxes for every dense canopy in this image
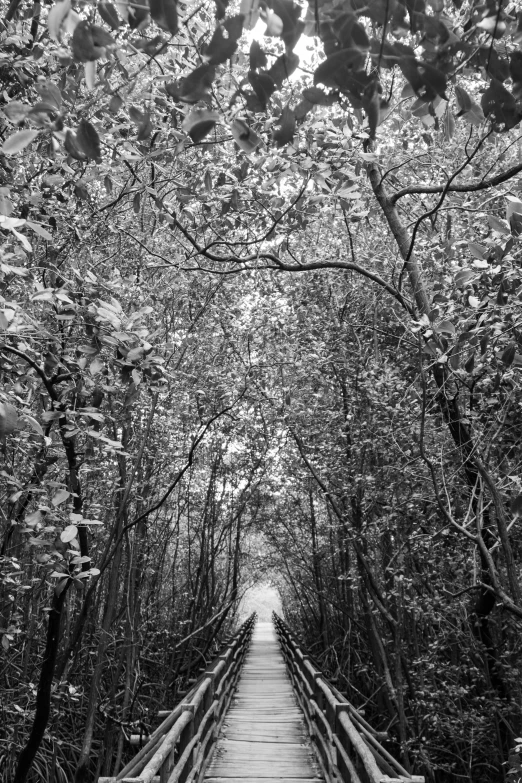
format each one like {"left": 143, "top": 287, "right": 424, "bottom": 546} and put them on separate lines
{"left": 1, "top": 0, "right": 522, "bottom": 781}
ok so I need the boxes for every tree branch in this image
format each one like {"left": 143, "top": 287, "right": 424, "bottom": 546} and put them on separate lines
{"left": 390, "top": 162, "right": 522, "bottom": 204}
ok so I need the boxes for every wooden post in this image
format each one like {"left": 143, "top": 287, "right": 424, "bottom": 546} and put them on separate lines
{"left": 176, "top": 704, "right": 195, "bottom": 783}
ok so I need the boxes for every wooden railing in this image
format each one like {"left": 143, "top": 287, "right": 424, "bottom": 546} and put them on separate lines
{"left": 99, "top": 613, "right": 256, "bottom": 783}
{"left": 273, "top": 613, "right": 424, "bottom": 783}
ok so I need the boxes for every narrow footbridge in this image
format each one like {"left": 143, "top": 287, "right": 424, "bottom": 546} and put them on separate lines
{"left": 100, "top": 614, "right": 423, "bottom": 783}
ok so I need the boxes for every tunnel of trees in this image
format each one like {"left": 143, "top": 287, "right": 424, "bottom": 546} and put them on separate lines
{"left": 0, "top": 0, "right": 522, "bottom": 780}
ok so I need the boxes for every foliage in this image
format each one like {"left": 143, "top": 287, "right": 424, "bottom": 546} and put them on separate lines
{"left": 1, "top": 0, "right": 522, "bottom": 781}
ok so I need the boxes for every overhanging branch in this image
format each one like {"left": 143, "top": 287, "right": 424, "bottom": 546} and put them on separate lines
{"left": 391, "top": 162, "right": 522, "bottom": 204}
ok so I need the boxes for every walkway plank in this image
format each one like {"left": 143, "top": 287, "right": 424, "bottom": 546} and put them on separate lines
{"left": 205, "top": 621, "right": 321, "bottom": 781}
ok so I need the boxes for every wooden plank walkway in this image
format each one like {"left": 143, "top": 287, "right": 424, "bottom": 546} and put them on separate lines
{"left": 205, "top": 621, "right": 322, "bottom": 783}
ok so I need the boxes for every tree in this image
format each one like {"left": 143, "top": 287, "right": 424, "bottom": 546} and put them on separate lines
{"left": 1, "top": 0, "right": 522, "bottom": 779}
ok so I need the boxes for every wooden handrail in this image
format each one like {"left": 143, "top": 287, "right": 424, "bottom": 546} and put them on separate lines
{"left": 272, "top": 612, "right": 424, "bottom": 783}
{"left": 99, "top": 612, "right": 256, "bottom": 783}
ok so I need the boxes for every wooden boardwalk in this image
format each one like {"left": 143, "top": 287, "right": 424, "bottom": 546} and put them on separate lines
{"left": 205, "top": 621, "right": 322, "bottom": 783}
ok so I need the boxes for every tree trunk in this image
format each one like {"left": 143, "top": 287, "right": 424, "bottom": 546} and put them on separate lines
{"left": 14, "top": 583, "right": 70, "bottom": 783}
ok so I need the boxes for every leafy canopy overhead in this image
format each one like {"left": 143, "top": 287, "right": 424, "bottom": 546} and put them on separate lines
{"left": 2, "top": 0, "right": 522, "bottom": 174}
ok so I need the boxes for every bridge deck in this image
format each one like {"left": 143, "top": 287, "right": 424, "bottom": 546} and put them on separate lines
{"left": 205, "top": 621, "right": 322, "bottom": 783}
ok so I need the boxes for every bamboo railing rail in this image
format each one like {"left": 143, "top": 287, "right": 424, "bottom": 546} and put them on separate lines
{"left": 99, "top": 612, "right": 256, "bottom": 783}
{"left": 273, "top": 613, "right": 424, "bottom": 783}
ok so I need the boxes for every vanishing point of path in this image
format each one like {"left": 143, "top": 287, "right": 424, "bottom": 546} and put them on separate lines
{"left": 205, "top": 621, "right": 322, "bottom": 783}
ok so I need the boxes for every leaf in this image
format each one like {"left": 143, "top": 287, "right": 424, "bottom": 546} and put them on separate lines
{"left": 204, "top": 26, "right": 239, "bottom": 65}
{"left": 76, "top": 119, "right": 101, "bottom": 160}
{"left": 71, "top": 555, "right": 91, "bottom": 564}
{"left": 74, "top": 180, "right": 89, "bottom": 200}
{"left": 454, "top": 269, "right": 475, "bottom": 288}
{"left": 26, "top": 222, "right": 53, "bottom": 240}
{"left": 149, "top": 0, "right": 178, "bottom": 34}
{"left": 126, "top": 0, "right": 150, "bottom": 29}
{"left": 314, "top": 49, "right": 366, "bottom": 89}
{"left": 443, "top": 110, "right": 455, "bottom": 140}
{"left": 302, "top": 86, "right": 329, "bottom": 105}
{"left": 481, "top": 79, "right": 520, "bottom": 130}
{"left": 98, "top": 1, "right": 120, "bottom": 29}
{"left": 85, "top": 61, "right": 96, "bottom": 90}
{"left": 35, "top": 81, "right": 62, "bottom": 111}
{"left": 264, "top": 11, "right": 283, "bottom": 36}
{"left": 52, "top": 489, "right": 70, "bottom": 507}
{"left": 1, "top": 130, "right": 39, "bottom": 155}
{"left": 55, "top": 577, "right": 70, "bottom": 596}
{"left": 250, "top": 40, "right": 267, "bottom": 71}
{"left": 60, "top": 524, "right": 78, "bottom": 542}
{"left": 476, "top": 15, "right": 501, "bottom": 35}
{"left": 240, "top": 0, "right": 260, "bottom": 30}
{"left": 86, "top": 430, "right": 124, "bottom": 448}
{"left": 109, "top": 95, "right": 123, "bottom": 113}
{"left": 129, "top": 105, "right": 145, "bottom": 124}
{"left": 435, "top": 320, "right": 455, "bottom": 336}
{"left": 266, "top": 51, "right": 299, "bottom": 89}
{"left": 47, "top": 0, "right": 71, "bottom": 41}
{"left": 462, "top": 103, "right": 485, "bottom": 126}
{"left": 30, "top": 101, "right": 60, "bottom": 118}
{"left": 41, "top": 411, "right": 62, "bottom": 422}
{"left": 455, "top": 85, "right": 484, "bottom": 124}
{"left": 248, "top": 71, "right": 276, "bottom": 107}
{"left": 72, "top": 21, "right": 114, "bottom": 61}
{"left": 64, "top": 9, "right": 81, "bottom": 35}
{"left": 501, "top": 343, "right": 516, "bottom": 366}
{"left": 127, "top": 346, "right": 145, "bottom": 362}
{"left": 11, "top": 228, "right": 32, "bottom": 253}
{"left": 182, "top": 109, "right": 220, "bottom": 143}
{"left": 0, "top": 402, "right": 18, "bottom": 437}
{"left": 137, "top": 115, "right": 153, "bottom": 140}
{"left": 511, "top": 495, "right": 522, "bottom": 517}
{"left": 167, "top": 64, "right": 216, "bottom": 103}
{"left": 273, "top": 105, "right": 296, "bottom": 147}
{"left": 21, "top": 414, "right": 45, "bottom": 437}
{"left": 89, "top": 356, "right": 104, "bottom": 375}
{"left": 488, "top": 215, "right": 510, "bottom": 234}
{"left": 271, "top": 0, "right": 302, "bottom": 48}
{"left": 422, "top": 63, "right": 448, "bottom": 98}
{"left": 449, "top": 345, "right": 460, "bottom": 370}
{"left": 64, "top": 129, "right": 87, "bottom": 161}
{"left": 0, "top": 215, "right": 26, "bottom": 229}
{"left": 464, "top": 352, "right": 475, "bottom": 373}
{"left": 480, "top": 333, "right": 490, "bottom": 355}
{"left": 230, "top": 119, "right": 262, "bottom": 153}
{"left": 506, "top": 195, "right": 522, "bottom": 220}
{"left": 468, "top": 242, "right": 486, "bottom": 260}
{"left": 496, "top": 280, "right": 509, "bottom": 306}
{"left": 31, "top": 289, "right": 54, "bottom": 302}
{"left": 3, "top": 101, "right": 29, "bottom": 124}
{"left": 511, "top": 51, "right": 522, "bottom": 85}
{"left": 25, "top": 510, "right": 43, "bottom": 527}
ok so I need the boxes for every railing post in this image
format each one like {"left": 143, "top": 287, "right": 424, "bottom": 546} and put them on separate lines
{"left": 203, "top": 671, "right": 215, "bottom": 712}
{"left": 177, "top": 704, "right": 195, "bottom": 783}
{"left": 313, "top": 671, "right": 324, "bottom": 712}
